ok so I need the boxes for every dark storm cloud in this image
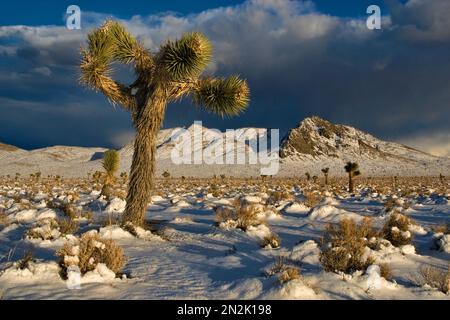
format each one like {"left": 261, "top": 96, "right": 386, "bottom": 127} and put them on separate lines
{"left": 0, "top": 0, "right": 449, "bottom": 155}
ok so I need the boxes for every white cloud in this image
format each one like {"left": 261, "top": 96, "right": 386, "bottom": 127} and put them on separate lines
{"left": 397, "top": 131, "right": 450, "bottom": 157}
{"left": 33, "top": 66, "right": 51, "bottom": 76}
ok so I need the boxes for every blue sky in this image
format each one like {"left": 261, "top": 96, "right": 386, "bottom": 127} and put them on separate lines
{"left": 1, "top": 1, "right": 393, "bottom": 25}
{"left": 0, "top": 0, "right": 449, "bottom": 156}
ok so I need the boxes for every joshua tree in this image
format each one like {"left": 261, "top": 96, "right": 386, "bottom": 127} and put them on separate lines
{"left": 344, "top": 162, "right": 360, "bottom": 193}
{"left": 312, "top": 175, "right": 318, "bottom": 184}
{"left": 321, "top": 167, "right": 329, "bottom": 185}
{"left": 80, "top": 20, "right": 249, "bottom": 226}
{"left": 440, "top": 173, "right": 445, "bottom": 185}
{"left": 162, "top": 170, "right": 171, "bottom": 179}
{"left": 101, "top": 149, "right": 120, "bottom": 198}
{"left": 305, "top": 172, "right": 311, "bottom": 181}
{"left": 120, "top": 172, "right": 128, "bottom": 184}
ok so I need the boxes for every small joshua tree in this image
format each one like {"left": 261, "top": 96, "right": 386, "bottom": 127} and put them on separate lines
{"left": 440, "top": 173, "right": 445, "bottom": 185}
{"left": 321, "top": 167, "right": 329, "bottom": 185}
{"left": 101, "top": 149, "right": 120, "bottom": 198}
{"left": 80, "top": 20, "right": 249, "bottom": 226}
{"left": 162, "top": 170, "right": 171, "bottom": 179}
{"left": 305, "top": 172, "right": 311, "bottom": 181}
{"left": 344, "top": 161, "right": 360, "bottom": 193}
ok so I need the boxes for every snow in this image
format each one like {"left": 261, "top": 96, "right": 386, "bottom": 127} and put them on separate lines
{"left": 98, "top": 226, "right": 134, "bottom": 240}
{"left": 104, "top": 198, "right": 126, "bottom": 214}
{"left": 0, "top": 177, "right": 449, "bottom": 300}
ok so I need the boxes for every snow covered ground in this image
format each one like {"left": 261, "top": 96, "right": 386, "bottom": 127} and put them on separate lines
{"left": 0, "top": 177, "right": 449, "bottom": 300}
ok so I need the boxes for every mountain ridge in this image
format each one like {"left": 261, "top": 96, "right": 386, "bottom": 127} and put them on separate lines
{"left": 0, "top": 116, "right": 448, "bottom": 177}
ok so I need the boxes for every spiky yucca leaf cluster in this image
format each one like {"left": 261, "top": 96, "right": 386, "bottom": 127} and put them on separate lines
{"left": 162, "top": 32, "right": 212, "bottom": 80}
{"left": 345, "top": 162, "right": 360, "bottom": 176}
{"left": 193, "top": 76, "right": 250, "bottom": 117}
{"left": 102, "top": 149, "right": 120, "bottom": 178}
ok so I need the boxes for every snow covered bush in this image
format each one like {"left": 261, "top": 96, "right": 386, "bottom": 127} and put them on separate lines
{"left": 278, "top": 266, "right": 301, "bottom": 284}
{"left": 260, "top": 232, "right": 281, "bottom": 249}
{"left": 320, "top": 218, "right": 376, "bottom": 274}
{"left": 379, "top": 263, "right": 393, "bottom": 281}
{"left": 57, "top": 232, "right": 126, "bottom": 277}
{"left": 382, "top": 212, "right": 414, "bottom": 247}
{"left": 27, "top": 219, "right": 61, "bottom": 240}
{"left": 214, "top": 206, "right": 235, "bottom": 226}
{"left": 235, "top": 204, "right": 260, "bottom": 230}
{"left": 215, "top": 201, "right": 262, "bottom": 231}
{"left": 418, "top": 265, "right": 450, "bottom": 294}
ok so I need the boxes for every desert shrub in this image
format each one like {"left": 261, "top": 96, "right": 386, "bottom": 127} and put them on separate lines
{"left": 303, "top": 191, "right": 322, "bottom": 208}
{"left": 418, "top": 265, "right": 450, "bottom": 294}
{"left": 0, "top": 210, "right": 9, "bottom": 228}
{"left": 57, "top": 217, "right": 79, "bottom": 235}
{"left": 267, "top": 190, "right": 291, "bottom": 204}
{"left": 235, "top": 204, "right": 260, "bottom": 230}
{"left": 260, "top": 233, "right": 281, "bottom": 249}
{"left": 27, "top": 219, "right": 60, "bottom": 240}
{"left": 214, "top": 206, "right": 235, "bottom": 225}
{"left": 61, "top": 203, "right": 78, "bottom": 220}
{"left": 382, "top": 212, "right": 414, "bottom": 247}
{"left": 265, "top": 256, "right": 286, "bottom": 276}
{"left": 57, "top": 232, "right": 126, "bottom": 276}
{"left": 379, "top": 263, "right": 393, "bottom": 281}
{"left": 432, "top": 222, "right": 450, "bottom": 234}
{"left": 278, "top": 266, "right": 301, "bottom": 284}
{"left": 18, "top": 250, "right": 34, "bottom": 270}
{"left": 320, "top": 218, "right": 376, "bottom": 274}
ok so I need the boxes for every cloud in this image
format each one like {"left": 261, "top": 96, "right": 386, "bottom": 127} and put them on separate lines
{"left": 32, "top": 66, "right": 51, "bottom": 76}
{"left": 0, "top": 0, "right": 449, "bottom": 151}
{"left": 397, "top": 131, "right": 450, "bottom": 157}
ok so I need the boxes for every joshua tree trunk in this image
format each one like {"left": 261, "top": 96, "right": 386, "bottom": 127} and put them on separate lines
{"left": 348, "top": 172, "right": 353, "bottom": 193}
{"left": 122, "top": 90, "right": 167, "bottom": 225}
{"left": 324, "top": 174, "right": 328, "bottom": 186}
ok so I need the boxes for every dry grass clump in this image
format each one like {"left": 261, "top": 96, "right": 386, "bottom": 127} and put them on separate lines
{"left": 18, "top": 250, "right": 34, "bottom": 270}
{"left": 418, "top": 265, "right": 450, "bottom": 294}
{"left": 57, "top": 232, "right": 126, "bottom": 277}
{"left": 57, "top": 217, "right": 79, "bottom": 235}
{"left": 267, "top": 190, "right": 291, "bottom": 204}
{"left": 382, "top": 212, "right": 414, "bottom": 247}
{"left": 303, "top": 191, "right": 322, "bottom": 208}
{"left": 278, "top": 266, "right": 301, "bottom": 284}
{"left": 320, "top": 218, "right": 376, "bottom": 274}
{"left": 214, "top": 201, "right": 261, "bottom": 230}
{"left": 432, "top": 222, "right": 450, "bottom": 234}
{"left": 379, "top": 263, "right": 393, "bottom": 281}
{"left": 265, "top": 257, "right": 301, "bottom": 284}
{"left": 235, "top": 203, "right": 260, "bottom": 230}
{"left": 214, "top": 206, "right": 235, "bottom": 226}
{"left": 0, "top": 210, "right": 10, "bottom": 228}
{"left": 27, "top": 219, "right": 60, "bottom": 240}
{"left": 260, "top": 233, "right": 281, "bottom": 249}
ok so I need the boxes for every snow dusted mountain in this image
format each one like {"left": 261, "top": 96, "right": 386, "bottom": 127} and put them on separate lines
{"left": 280, "top": 116, "right": 439, "bottom": 163}
{"left": 0, "top": 117, "right": 448, "bottom": 177}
